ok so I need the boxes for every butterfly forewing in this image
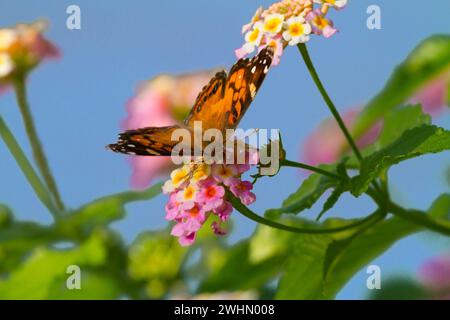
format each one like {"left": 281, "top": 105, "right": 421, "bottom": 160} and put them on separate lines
{"left": 222, "top": 46, "right": 273, "bottom": 130}
{"left": 183, "top": 70, "right": 227, "bottom": 130}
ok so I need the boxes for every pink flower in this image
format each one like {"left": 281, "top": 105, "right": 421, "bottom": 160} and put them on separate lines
{"left": 163, "top": 158, "right": 256, "bottom": 246}
{"left": 171, "top": 223, "right": 197, "bottom": 246}
{"left": 197, "top": 178, "right": 225, "bottom": 211}
{"left": 122, "top": 71, "right": 216, "bottom": 189}
{"left": 418, "top": 254, "right": 450, "bottom": 293}
{"left": 213, "top": 200, "right": 233, "bottom": 222}
{"left": 229, "top": 178, "right": 256, "bottom": 205}
{"left": 235, "top": 46, "right": 249, "bottom": 60}
{"left": 301, "top": 108, "right": 382, "bottom": 166}
{"left": 306, "top": 9, "right": 337, "bottom": 38}
{"left": 211, "top": 221, "right": 227, "bottom": 236}
{"left": 164, "top": 193, "right": 180, "bottom": 220}
{"left": 410, "top": 72, "right": 449, "bottom": 116}
{"left": 211, "top": 164, "right": 239, "bottom": 185}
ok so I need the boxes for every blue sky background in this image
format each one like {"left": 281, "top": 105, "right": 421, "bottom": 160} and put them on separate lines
{"left": 1, "top": 0, "right": 449, "bottom": 299}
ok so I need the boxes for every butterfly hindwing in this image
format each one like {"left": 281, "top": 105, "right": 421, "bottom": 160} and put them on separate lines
{"left": 108, "top": 125, "right": 183, "bottom": 156}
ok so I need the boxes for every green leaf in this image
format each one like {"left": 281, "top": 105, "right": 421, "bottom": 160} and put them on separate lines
{"left": 376, "top": 105, "right": 431, "bottom": 148}
{"left": 276, "top": 217, "right": 421, "bottom": 299}
{"left": 0, "top": 220, "right": 63, "bottom": 272}
{"left": 0, "top": 229, "right": 115, "bottom": 299}
{"left": 316, "top": 186, "right": 345, "bottom": 221}
{"left": 266, "top": 171, "right": 339, "bottom": 218}
{"left": 369, "top": 277, "right": 427, "bottom": 300}
{"left": 276, "top": 234, "right": 332, "bottom": 299}
{"left": 62, "top": 182, "right": 162, "bottom": 232}
{"left": 275, "top": 196, "right": 450, "bottom": 299}
{"left": 353, "top": 35, "right": 450, "bottom": 138}
{"left": 0, "top": 204, "right": 12, "bottom": 229}
{"left": 351, "top": 125, "right": 450, "bottom": 196}
{"left": 128, "top": 231, "right": 188, "bottom": 299}
{"left": 447, "top": 79, "right": 450, "bottom": 106}
{"left": 428, "top": 193, "right": 450, "bottom": 219}
{"left": 198, "top": 219, "right": 303, "bottom": 294}
{"left": 198, "top": 240, "right": 285, "bottom": 293}
{"left": 46, "top": 270, "right": 121, "bottom": 300}
{"left": 322, "top": 194, "right": 450, "bottom": 298}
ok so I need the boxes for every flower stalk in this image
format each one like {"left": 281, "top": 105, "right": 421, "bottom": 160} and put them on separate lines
{"left": 0, "top": 116, "right": 58, "bottom": 217}
{"left": 13, "top": 75, "right": 65, "bottom": 213}
{"left": 281, "top": 158, "right": 342, "bottom": 180}
{"left": 229, "top": 193, "right": 384, "bottom": 234}
{"left": 297, "top": 43, "right": 363, "bottom": 162}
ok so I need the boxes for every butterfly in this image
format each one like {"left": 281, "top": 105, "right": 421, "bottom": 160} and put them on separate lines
{"left": 107, "top": 46, "right": 274, "bottom": 157}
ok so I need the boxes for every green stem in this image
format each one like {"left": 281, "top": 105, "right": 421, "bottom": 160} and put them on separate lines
{"left": 281, "top": 159, "right": 342, "bottom": 180}
{"left": 297, "top": 43, "right": 363, "bottom": 162}
{"left": 0, "top": 116, "right": 58, "bottom": 217}
{"left": 380, "top": 169, "right": 390, "bottom": 197}
{"left": 388, "top": 201, "right": 450, "bottom": 236}
{"left": 13, "top": 76, "right": 65, "bottom": 213}
{"left": 82, "top": 182, "right": 163, "bottom": 206}
{"left": 229, "top": 193, "right": 383, "bottom": 235}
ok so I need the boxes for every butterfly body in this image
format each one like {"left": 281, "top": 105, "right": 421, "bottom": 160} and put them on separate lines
{"left": 108, "top": 46, "right": 274, "bottom": 156}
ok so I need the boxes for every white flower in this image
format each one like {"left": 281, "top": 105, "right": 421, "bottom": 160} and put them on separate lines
{"left": 0, "top": 53, "right": 14, "bottom": 77}
{"left": 314, "top": 0, "right": 348, "bottom": 9}
{"left": 282, "top": 17, "right": 312, "bottom": 46}
{"left": 242, "top": 21, "right": 264, "bottom": 54}
{"left": 263, "top": 13, "right": 285, "bottom": 35}
{"left": 241, "top": 6, "right": 263, "bottom": 34}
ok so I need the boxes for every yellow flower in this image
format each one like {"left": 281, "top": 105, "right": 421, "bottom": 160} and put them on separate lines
{"left": 179, "top": 184, "right": 198, "bottom": 202}
{"left": 212, "top": 165, "right": 238, "bottom": 181}
{"left": 191, "top": 163, "right": 211, "bottom": 183}
{"left": 263, "top": 13, "right": 285, "bottom": 34}
{"left": 282, "top": 16, "right": 311, "bottom": 45}
{"left": 170, "top": 166, "right": 190, "bottom": 188}
{"left": 242, "top": 21, "right": 264, "bottom": 54}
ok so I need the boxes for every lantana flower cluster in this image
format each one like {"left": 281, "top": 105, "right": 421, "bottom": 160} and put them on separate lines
{"left": 236, "top": 0, "right": 347, "bottom": 65}
{"left": 0, "top": 20, "right": 58, "bottom": 85}
{"left": 162, "top": 161, "right": 256, "bottom": 246}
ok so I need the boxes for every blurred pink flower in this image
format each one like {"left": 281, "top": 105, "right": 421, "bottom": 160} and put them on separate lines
{"left": 0, "top": 20, "right": 59, "bottom": 86}
{"left": 301, "top": 108, "right": 382, "bottom": 166}
{"left": 122, "top": 71, "right": 216, "bottom": 189}
{"left": 418, "top": 254, "right": 450, "bottom": 295}
{"left": 410, "top": 72, "right": 449, "bottom": 116}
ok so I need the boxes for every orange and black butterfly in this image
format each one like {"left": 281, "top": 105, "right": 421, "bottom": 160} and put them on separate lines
{"left": 107, "top": 46, "right": 274, "bottom": 156}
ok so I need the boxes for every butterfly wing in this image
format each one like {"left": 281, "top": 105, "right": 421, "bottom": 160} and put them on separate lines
{"left": 108, "top": 46, "right": 274, "bottom": 157}
{"left": 107, "top": 125, "right": 184, "bottom": 156}
{"left": 183, "top": 70, "right": 228, "bottom": 130}
{"left": 185, "top": 46, "right": 274, "bottom": 132}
